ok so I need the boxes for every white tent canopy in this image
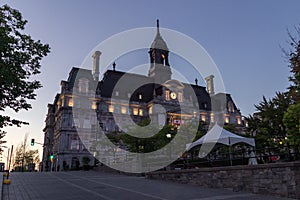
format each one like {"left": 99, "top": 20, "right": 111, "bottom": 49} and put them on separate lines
{"left": 186, "top": 124, "right": 255, "bottom": 151}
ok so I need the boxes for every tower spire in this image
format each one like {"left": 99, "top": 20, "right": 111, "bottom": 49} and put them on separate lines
{"left": 148, "top": 19, "right": 171, "bottom": 81}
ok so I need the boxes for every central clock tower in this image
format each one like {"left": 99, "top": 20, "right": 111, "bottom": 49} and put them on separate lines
{"left": 148, "top": 20, "right": 172, "bottom": 84}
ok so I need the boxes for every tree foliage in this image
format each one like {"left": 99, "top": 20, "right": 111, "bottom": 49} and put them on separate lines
{"left": 0, "top": 5, "right": 50, "bottom": 130}
{"left": 13, "top": 134, "right": 40, "bottom": 171}
{"left": 0, "top": 131, "right": 6, "bottom": 155}
{"left": 246, "top": 26, "right": 300, "bottom": 148}
{"left": 285, "top": 27, "right": 300, "bottom": 103}
{"left": 283, "top": 103, "right": 300, "bottom": 145}
{"left": 245, "top": 92, "right": 291, "bottom": 148}
{"left": 223, "top": 123, "right": 239, "bottom": 134}
{"left": 116, "top": 118, "right": 205, "bottom": 153}
{"left": 119, "top": 119, "right": 173, "bottom": 153}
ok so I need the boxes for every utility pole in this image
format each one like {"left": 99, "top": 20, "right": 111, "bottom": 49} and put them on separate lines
{"left": 6, "top": 147, "right": 10, "bottom": 171}
{"left": 7, "top": 145, "right": 13, "bottom": 178}
{"left": 22, "top": 138, "right": 26, "bottom": 172}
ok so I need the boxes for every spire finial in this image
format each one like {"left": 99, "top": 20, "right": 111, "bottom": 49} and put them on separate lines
{"left": 157, "top": 19, "right": 159, "bottom": 28}
{"left": 195, "top": 78, "right": 198, "bottom": 85}
{"left": 112, "top": 62, "right": 116, "bottom": 71}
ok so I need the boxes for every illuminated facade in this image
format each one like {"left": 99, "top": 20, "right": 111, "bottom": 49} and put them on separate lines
{"left": 42, "top": 21, "right": 242, "bottom": 171}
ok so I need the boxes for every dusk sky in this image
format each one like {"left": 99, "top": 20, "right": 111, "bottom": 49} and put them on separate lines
{"left": 1, "top": 0, "right": 299, "bottom": 161}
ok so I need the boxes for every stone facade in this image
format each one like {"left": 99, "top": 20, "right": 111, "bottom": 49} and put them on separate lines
{"left": 42, "top": 21, "right": 244, "bottom": 172}
{"left": 146, "top": 162, "right": 300, "bottom": 199}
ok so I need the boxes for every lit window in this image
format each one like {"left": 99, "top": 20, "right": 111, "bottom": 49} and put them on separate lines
{"left": 139, "top": 109, "right": 143, "bottom": 116}
{"left": 165, "top": 90, "right": 170, "bottom": 101}
{"left": 149, "top": 106, "right": 153, "bottom": 114}
{"left": 201, "top": 115, "right": 206, "bottom": 122}
{"left": 228, "top": 102, "right": 235, "bottom": 113}
{"left": 237, "top": 117, "right": 241, "bottom": 125}
{"left": 108, "top": 105, "right": 114, "bottom": 112}
{"left": 138, "top": 94, "right": 142, "bottom": 100}
{"left": 133, "top": 108, "right": 138, "bottom": 115}
{"left": 61, "top": 99, "right": 64, "bottom": 107}
{"left": 193, "top": 111, "right": 197, "bottom": 118}
{"left": 225, "top": 116, "right": 230, "bottom": 124}
{"left": 68, "top": 98, "right": 73, "bottom": 107}
{"left": 121, "top": 106, "right": 127, "bottom": 114}
{"left": 178, "top": 92, "right": 183, "bottom": 102}
{"left": 91, "top": 102, "right": 97, "bottom": 109}
{"left": 210, "top": 113, "right": 214, "bottom": 123}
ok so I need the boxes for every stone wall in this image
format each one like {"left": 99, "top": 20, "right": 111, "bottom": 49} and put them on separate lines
{"left": 146, "top": 162, "right": 300, "bottom": 199}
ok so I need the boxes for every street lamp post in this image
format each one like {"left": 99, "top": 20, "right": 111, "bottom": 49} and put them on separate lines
{"left": 166, "top": 132, "right": 172, "bottom": 170}
{"left": 43, "top": 136, "right": 53, "bottom": 172}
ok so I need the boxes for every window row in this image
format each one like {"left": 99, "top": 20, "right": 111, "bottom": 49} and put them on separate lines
{"left": 108, "top": 105, "right": 144, "bottom": 116}
{"left": 199, "top": 114, "right": 242, "bottom": 125}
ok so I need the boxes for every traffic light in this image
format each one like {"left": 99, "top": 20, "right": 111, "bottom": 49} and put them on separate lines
{"left": 50, "top": 154, "right": 54, "bottom": 162}
{"left": 31, "top": 139, "right": 35, "bottom": 146}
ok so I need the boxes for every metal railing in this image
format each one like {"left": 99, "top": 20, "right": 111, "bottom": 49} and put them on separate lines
{"left": 167, "top": 145, "right": 300, "bottom": 170}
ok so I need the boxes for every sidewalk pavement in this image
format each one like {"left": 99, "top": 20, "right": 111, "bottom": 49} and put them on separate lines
{"left": 1, "top": 171, "right": 294, "bottom": 200}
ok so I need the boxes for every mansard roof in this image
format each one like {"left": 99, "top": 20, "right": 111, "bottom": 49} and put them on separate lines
{"left": 189, "top": 84, "right": 211, "bottom": 110}
{"left": 66, "top": 67, "right": 96, "bottom": 91}
{"left": 98, "top": 70, "right": 155, "bottom": 102}
{"left": 212, "top": 93, "right": 240, "bottom": 113}
{"left": 225, "top": 93, "right": 239, "bottom": 111}
{"left": 97, "top": 69, "right": 213, "bottom": 109}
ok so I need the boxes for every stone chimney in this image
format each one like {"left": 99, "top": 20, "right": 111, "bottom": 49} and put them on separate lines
{"left": 205, "top": 75, "right": 215, "bottom": 95}
{"left": 92, "top": 51, "right": 101, "bottom": 81}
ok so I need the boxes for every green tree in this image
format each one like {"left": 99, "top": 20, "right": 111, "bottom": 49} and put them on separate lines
{"left": 192, "top": 121, "right": 207, "bottom": 142}
{"left": 223, "top": 123, "right": 239, "bottom": 134}
{"left": 0, "top": 5, "right": 50, "bottom": 132}
{"left": 275, "top": 27, "right": 300, "bottom": 148}
{"left": 0, "top": 131, "right": 6, "bottom": 154}
{"left": 119, "top": 119, "right": 171, "bottom": 153}
{"left": 247, "top": 26, "right": 300, "bottom": 149}
{"left": 285, "top": 28, "right": 300, "bottom": 103}
{"left": 283, "top": 103, "right": 300, "bottom": 146}
{"left": 13, "top": 134, "right": 40, "bottom": 171}
{"left": 245, "top": 92, "right": 291, "bottom": 148}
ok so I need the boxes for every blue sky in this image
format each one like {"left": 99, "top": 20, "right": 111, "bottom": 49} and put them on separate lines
{"left": 1, "top": 0, "right": 299, "bottom": 160}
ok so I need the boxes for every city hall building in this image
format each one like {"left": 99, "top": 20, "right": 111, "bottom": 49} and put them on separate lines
{"left": 42, "top": 21, "right": 243, "bottom": 171}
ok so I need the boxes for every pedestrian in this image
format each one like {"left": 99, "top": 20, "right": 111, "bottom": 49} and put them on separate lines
{"left": 248, "top": 150, "right": 258, "bottom": 165}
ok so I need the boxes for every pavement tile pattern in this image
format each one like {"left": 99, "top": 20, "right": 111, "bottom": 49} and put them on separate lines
{"left": 1, "top": 171, "right": 293, "bottom": 200}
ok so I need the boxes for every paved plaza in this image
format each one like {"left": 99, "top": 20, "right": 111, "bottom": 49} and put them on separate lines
{"left": 1, "top": 171, "right": 292, "bottom": 200}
